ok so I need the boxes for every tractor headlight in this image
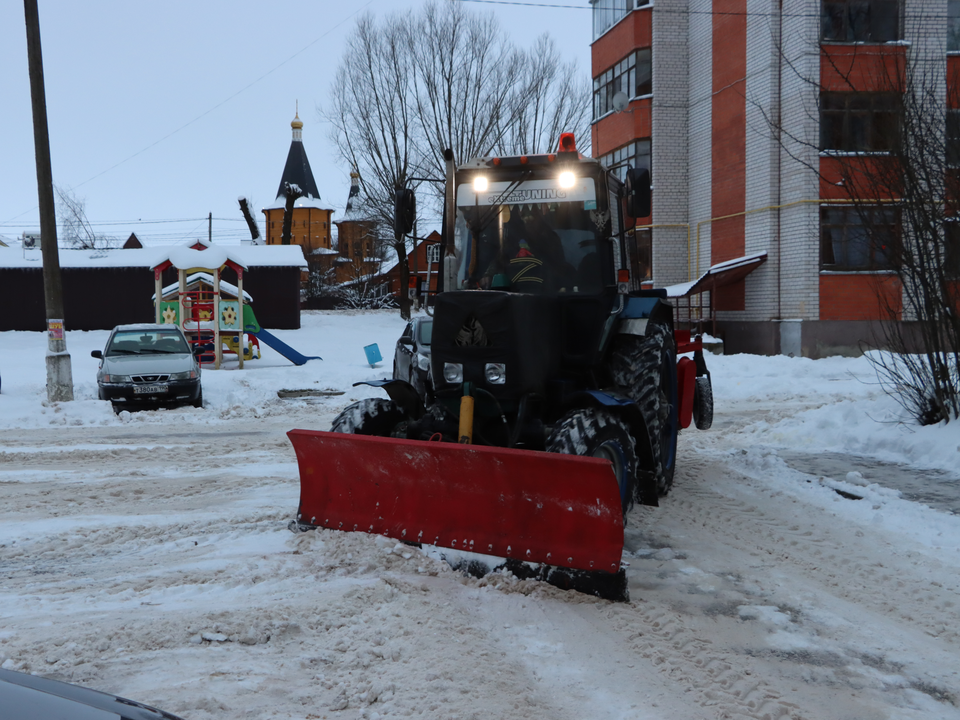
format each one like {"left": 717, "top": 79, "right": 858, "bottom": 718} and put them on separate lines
{"left": 473, "top": 175, "right": 488, "bottom": 192}
{"left": 484, "top": 363, "right": 506, "bottom": 385}
{"left": 443, "top": 362, "right": 463, "bottom": 384}
{"left": 558, "top": 170, "right": 576, "bottom": 189}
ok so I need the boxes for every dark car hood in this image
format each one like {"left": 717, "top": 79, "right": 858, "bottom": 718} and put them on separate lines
{"left": 0, "top": 668, "right": 184, "bottom": 720}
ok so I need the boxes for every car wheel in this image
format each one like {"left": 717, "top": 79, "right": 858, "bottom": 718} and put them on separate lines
{"left": 192, "top": 388, "right": 203, "bottom": 409}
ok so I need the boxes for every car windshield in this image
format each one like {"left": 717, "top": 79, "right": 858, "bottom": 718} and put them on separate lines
{"left": 107, "top": 330, "right": 189, "bottom": 356}
{"left": 453, "top": 175, "right": 610, "bottom": 294}
{"left": 418, "top": 320, "right": 433, "bottom": 346}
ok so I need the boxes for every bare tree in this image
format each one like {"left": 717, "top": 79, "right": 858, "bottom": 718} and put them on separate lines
{"left": 325, "top": 12, "right": 422, "bottom": 318}
{"left": 757, "top": 8, "right": 959, "bottom": 424}
{"left": 55, "top": 185, "right": 117, "bottom": 249}
{"left": 860, "top": 52, "right": 960, "bottom": 425}
{"left": 280, "top": 182, "right": 304, "bottom": 246}
{"left": 238, "top": 196, "right": 262, "bottom": 243}
{"left": 324, "top": 0, "right": 592, "bottom": 318}
{"left": 496, "top": 34, "right": 593, "bottom": 156}
{"left": 409, "top": 0, "right": 522, "bottom": 182}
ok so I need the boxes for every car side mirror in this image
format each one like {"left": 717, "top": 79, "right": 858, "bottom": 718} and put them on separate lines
{"left": 91, "top": 350, "right": 103, "bottom": 359}
{"left": 394, "top": 188, "right": 416, "bottom": 239}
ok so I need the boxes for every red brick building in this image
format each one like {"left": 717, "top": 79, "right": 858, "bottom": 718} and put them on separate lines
{"left": 591, "top": 0, "right": 959, "bottom": 356}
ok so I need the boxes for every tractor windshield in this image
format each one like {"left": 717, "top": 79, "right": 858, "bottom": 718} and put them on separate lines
{"left": 453, "top": 175, "right": 613, "bottom": 294}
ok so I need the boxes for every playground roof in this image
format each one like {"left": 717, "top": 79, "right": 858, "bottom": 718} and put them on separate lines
{"left": 0, "top": 244, "right": 307, "bottom": 270}
{"left": 153, "top": 272, "right": 254, "bottom": 302}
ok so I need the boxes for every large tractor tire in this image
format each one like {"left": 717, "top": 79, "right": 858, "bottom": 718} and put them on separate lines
{"left": 546, "top": 408, "right": 637, "bottom": 519}
{"left": 607, "top": 324, "right": 678, "bottom": 496}
{"left": 330, "top": 398, "right": 407, "bottom": 437}
{"left": 693, "top": 376, "right": 713, "bottom": 430}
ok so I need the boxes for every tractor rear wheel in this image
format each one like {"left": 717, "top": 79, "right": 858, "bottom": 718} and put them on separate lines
{"left": 608, "top": 324, "right": 678, "bottom": 496}
{"left": 693, "top": 376, "right": 713, "bottom": 430}
{"left": 546, "top": 408, "right": 637, "bottom": 519}
{"left": 331, "top": 398, "right": 407, "bottom": 437}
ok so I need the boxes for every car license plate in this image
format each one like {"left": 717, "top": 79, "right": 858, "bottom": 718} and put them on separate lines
{"left": 134, "top": 384, "right": 168, "bottom": 395}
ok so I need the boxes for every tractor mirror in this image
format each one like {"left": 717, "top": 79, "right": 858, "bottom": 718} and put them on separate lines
{"left": 624, "top": 167, "right": 651, "bottom": 219}
{"left": 394, "top": 188, "right": 416, "bottom": 238}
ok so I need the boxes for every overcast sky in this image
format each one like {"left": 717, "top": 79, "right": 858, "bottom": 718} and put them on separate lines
{"left": 0, "top": 0, "right": 593, "bottom": 246}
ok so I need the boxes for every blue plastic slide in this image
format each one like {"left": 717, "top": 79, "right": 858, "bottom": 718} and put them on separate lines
{"left": 252, "top": 329, "right": 322, "bottom": 366}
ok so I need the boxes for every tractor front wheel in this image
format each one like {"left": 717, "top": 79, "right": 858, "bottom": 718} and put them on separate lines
{"left": 331, "top": 398, "right": 407, "bottom": 437}
{"left": 546, "top": 408, "right": 637, "bottom": 519}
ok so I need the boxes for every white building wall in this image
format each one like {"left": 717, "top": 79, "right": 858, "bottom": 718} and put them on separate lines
{"left": 741, "top": 0, "right": 782, "bottom": 321}
{"left": 774, "top": 0, "right": 821, "bottom": 320}
{"left": 901, "top": 0, "right": 949, "bottom": 321}
{"left": 687, "top": 0, "right": 713, "bottom": 286}
{"left": 651, "top": 0, "right": 690, "bottom": 286}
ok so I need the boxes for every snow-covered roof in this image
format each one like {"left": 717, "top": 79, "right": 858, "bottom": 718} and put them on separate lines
{"left": 663, "top": 252, "right": 767, "bottom": 298}
{"left": 0, "top": 243, "right": 307, "bottom": 270}
{"left": 263, "top": 195, "right": 334, "bottom": 211}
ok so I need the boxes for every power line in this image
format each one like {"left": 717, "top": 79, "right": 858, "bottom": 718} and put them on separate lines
{"left": 67, "top": 1, "right": 377, "bottom": 195}
{"left": 2, "top": 1, "right": 376, "bottom": 228}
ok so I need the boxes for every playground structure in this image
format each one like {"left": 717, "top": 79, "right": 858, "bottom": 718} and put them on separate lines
{"left": 151, "top": 247, "right": 320, "bottom": 368}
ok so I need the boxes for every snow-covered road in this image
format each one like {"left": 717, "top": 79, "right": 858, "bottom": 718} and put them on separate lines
{"left": 1, "top": 311, "right": 959, "bottom": 719}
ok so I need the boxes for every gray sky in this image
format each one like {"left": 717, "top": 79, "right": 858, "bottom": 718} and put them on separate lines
{"left": 0, "top": 0, "right": 593, "bottom": 246}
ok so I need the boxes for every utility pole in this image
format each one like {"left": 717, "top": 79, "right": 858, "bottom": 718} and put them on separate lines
{"left": 24, "top": 0, "right": 73, "bottom": 402}
{"left": 208, "top": 212, "right": 212, "bottom": 244}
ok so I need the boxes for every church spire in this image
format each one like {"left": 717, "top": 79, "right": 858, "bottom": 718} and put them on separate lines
{"left": 291, "top": 101, "right": 303, "bottom": 142}
{"left": 274, "top": 104, "right": 320, "bottom": 202}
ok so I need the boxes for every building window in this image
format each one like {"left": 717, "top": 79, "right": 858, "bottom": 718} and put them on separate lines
{"left": 628, "top": 229, "right": 652, "bottom": 287}
{"left": 591, "top": 0, "right": 651, "bottom": 41}
{"left": 821, "top": 205, "right": 901, "bottom": 270}
{"left": 593, "top": 49, "right": 652, "bottom": 119}
{"left": 601, "top": 139, "right": 651, "bottom": 182}
{"left": 948, "top": 109, "right": 960, "bottom": 168}
{"left": 950, "top": 0, "right": 960, "bottom": 52}
{"left": 821, "top": 0, "right": 901, "bottom": 43}
{"left": 820, "top": 92, "right": 901, "bottom": 152}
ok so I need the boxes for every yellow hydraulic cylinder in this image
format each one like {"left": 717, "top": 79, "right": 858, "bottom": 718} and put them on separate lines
{"left": 458, "top": 392, "right": 474, "bottom": 444}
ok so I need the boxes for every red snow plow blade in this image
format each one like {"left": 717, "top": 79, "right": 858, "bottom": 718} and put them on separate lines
{"left": 287, "top": 429, "right": 624, "bottom": 575}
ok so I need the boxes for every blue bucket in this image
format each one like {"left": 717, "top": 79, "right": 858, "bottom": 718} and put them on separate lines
{"left": 363, "top": 343, "right": 383, "bottom": 367}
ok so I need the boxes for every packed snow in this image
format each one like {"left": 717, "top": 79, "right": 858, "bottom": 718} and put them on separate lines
{"left": 1, "top": 310, "right": 959, "bottom": 719}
